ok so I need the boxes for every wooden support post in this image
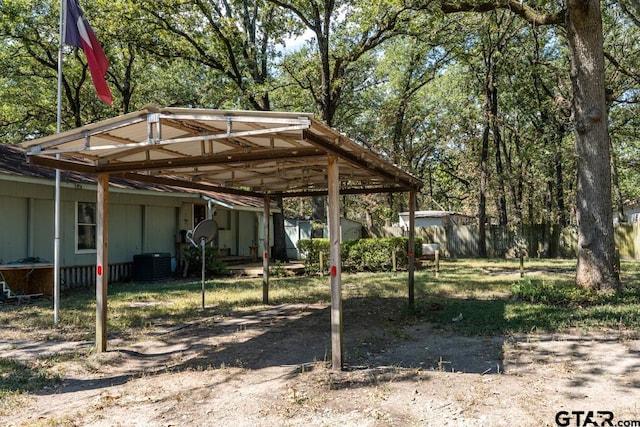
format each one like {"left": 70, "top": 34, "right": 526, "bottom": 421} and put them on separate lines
{"left": 408, "top": 190, "right": 416, "bottom": 310}
{"left": 263, "top": 195, "right": 270, "bottom": 304}
{"left": 328, "top": 155, "right": 343, "bottom": 370}
{"left": 392, "top": 250, "right": 397, "bottom": 273}
{"left": 435, "top": 250, "right": 440, "bottom": 278}
{"left": 96, "top": 173, "right": 109, "bottom": 353}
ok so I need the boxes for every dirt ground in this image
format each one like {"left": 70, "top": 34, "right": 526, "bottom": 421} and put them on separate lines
{"left": 2, "top": 298, "right": 640, "bottom": 427}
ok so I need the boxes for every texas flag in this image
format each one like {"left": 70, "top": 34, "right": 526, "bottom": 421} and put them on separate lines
{"left": 64, "top": 0, "right": 112, "bottom": 105}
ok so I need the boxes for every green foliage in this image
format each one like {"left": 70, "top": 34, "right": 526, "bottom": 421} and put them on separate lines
{"left": 298, "top": 237, "right": 423, "bottom": 274}
{"left": 297, "top": 238, "right": 329, "bottom": 274}
{"left": 182, "top": 245, "right": 227, "bottom": 277}
{"left": 511, "top": 276, "right": 640, "bottom": 307}
{"left": 412, "top": 259, "right": 640, "bottom": 335}
{"left": 2, "top": 0, "right": 640, "bottom": 244}
{"left": 511, "top": 278, "right": 602, "bottom": 306}
{"left": 269, "top": 260, "right": 292, "bottom": 278}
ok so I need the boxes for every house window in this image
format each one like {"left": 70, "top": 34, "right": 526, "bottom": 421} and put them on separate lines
{"left": 193, "top": 204, "right": 206, "bottom": 226}
{"left": 77, "top": 202, "right": 96, "bottom": 252}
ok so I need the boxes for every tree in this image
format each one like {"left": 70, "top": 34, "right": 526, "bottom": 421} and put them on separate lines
{"left": 349, "top": 30, "right": 454, "bottom": 224}
{"left": 441, "top": 1, "right": 621, "bottom": 290}
{"left": 139, "top": 0, "right": 304, "bottom": 261}
{"left": 0, "top": 0, "right": 109, "bottom": 135}
{"left": 270, "top": 0, "right": 417, "bottom": 125}
{"left": 601, "top": 3, "right": 640, "bottom": 222}
{"left": 140, "top": 0, "right": 296, "bottom": 111}
{"left": 471, "top": 11, "right": 520, "bottom": 255}
{"left": 269, "top": 0, "right": 425, "bottom": 223}
{"left": 0, "top": 0, "right": 213, "bottom": 137}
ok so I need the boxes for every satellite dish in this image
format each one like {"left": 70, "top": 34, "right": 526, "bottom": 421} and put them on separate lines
{"left": 185, "top": 219, "right": 218, "bottom": 310}
{"left": 187, "top": 219, "right": 218, "bottom": 247}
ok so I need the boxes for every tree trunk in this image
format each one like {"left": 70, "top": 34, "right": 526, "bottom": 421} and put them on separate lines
{"left": 311, "top": 196, "right": 326, "bottom": 224}
{"left": 272, "top": 197, "right": 289, "bottom": 262}
{"left": 567, "top": 1, "right": 621, "bottom": 290}
{"left": 544, "top": 151, "right": 553, "bottom": 257}
{"left": 490, "top": 73, "right": 508, "bottom": 226}
{"left": 610, "top": 138, "right": 626, "bottom": 223}
{"left": 554, "top": 125, "right": 568, "bottom": 226}
{"left": 478, "top": 89, "right": 490, "bottom": 258}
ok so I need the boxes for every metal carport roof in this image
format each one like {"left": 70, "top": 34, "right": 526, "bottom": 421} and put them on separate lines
{"left": 21, "top": 104, "right": 421, "bottom": 197}
{"left": 20, "top": 104, "right": 422, "bottom": 370}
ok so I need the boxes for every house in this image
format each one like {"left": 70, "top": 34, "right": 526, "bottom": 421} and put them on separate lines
{"left": 284, "top": 217, "right": 363, "bottom": 260}
{"left": 617, "top": 199, "right": 640, "bottom": 223}
{"left": 398, "top": 210, "right": 475, "bottom": 229}
{"left": 0, "top": 143, "right": 276, "bottom": 286}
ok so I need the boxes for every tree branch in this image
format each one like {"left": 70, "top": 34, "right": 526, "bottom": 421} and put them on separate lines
{"left": 604, "top": 50, "right": 640, "bottom": 86}
{"left": 620, "top": 1, "right": 640, "bottom": 28}
{"left": 440, "top": 0, "right": 565, "bottom": 26}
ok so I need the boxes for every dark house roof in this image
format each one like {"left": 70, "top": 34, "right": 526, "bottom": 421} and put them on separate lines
{"left": 0, "top": 143, "right": 267, "bottom": 210}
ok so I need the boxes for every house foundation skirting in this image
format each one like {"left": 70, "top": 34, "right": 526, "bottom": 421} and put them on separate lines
{"left": 60, "top": 262, "right": 132, "bottom": 290}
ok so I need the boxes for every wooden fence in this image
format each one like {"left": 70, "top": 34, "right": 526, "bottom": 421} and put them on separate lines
{"left": 374, "top": 223, "right": 640, "bottom": 260}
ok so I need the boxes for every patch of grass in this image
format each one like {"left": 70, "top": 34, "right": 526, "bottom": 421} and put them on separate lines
{"left": 510, "top": 278, "right": 604, "bottom": 306}
{"left": 2, "top": 258, "right": 640, "bottom": 344}
{"left": 411, "top": 258, "right": 640, "bottom": 335}
{"left": 413, "top": 297, "right": 508, "bottom": 335}
{"left": 0, "top": 357, "right": 62, "bottom": 414}
{"left": 1, "top": 257, "right": 638, "bottom": 415}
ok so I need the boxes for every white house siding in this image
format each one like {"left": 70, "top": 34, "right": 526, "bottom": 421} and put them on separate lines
{"left": 625, "top": 207, "right": 640, "bottom": 223}
{"left": 143, "top": 205, "right": 179, "bottom": 256}
{"left": 216, "top": 209, "right": 233, "bottom": 255}
{"left": 0, "top": 196, "right": 29, "bottom": 263}
{"left": 283, "top": 218, "right": 362, "bottom": 260}
{"left": 1, "top": 164, "right": 272, "bottom": 270}
{"left": 418, "top": 217, "right": 446, "bottom": 227}
{"left": 0, "top": 177, "right": 196, "bottom": 267}
{"left": 398, "top": 213, "right": 446, "bottom": 228}
{"left": 340, "top": 218, "right": 363, "bottom": 241}
{"left": 285, "top": 219, "right": 311, "bottom": 260}
{"left": 257, "top": 213, "right": 274, "bottom": 256}
{"left": 238, "top": 211, "right": 259, "bottom": 257}
{"left": 0, "top": 178, "right": 57, "bottom": 263}
{"left": 109, "top": 204, "right": 143, "bottom": 264}
{"left": 31, "top": 198, "right": 54, "bottom": 261}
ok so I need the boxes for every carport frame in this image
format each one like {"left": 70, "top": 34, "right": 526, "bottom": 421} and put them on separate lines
{"left": 22, "top": 105, "right": 422, "bottom": 370}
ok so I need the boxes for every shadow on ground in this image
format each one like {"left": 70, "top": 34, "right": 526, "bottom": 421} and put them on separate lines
{"left": 3, "top": 296, "right": 638, "bottom": 401}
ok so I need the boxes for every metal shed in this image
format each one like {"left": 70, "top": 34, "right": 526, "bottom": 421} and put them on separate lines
{"left": 21, "top": 104, "right": 422, "bottom": 370}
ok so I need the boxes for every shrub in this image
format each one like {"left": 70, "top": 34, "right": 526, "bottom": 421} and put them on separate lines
{"left": 298, "top": 238, "right": 330, "bottom": 274}
{"left": 270, "top": 260, "right": 293, "bottom": 277}
{"left": 298, "top": 237, "right": 422, "bottom": 273}
{"left": 183, "top": 244, "right": 227, "bottom": 277}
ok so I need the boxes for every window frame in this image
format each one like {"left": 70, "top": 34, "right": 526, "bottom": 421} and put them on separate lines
{"left": 76, "top": 201, "right": 97, "bottom": 254}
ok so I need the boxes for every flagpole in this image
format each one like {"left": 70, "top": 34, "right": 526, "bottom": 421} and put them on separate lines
{"left": 54, "top": 0, "right": 66, "bottom": 325}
